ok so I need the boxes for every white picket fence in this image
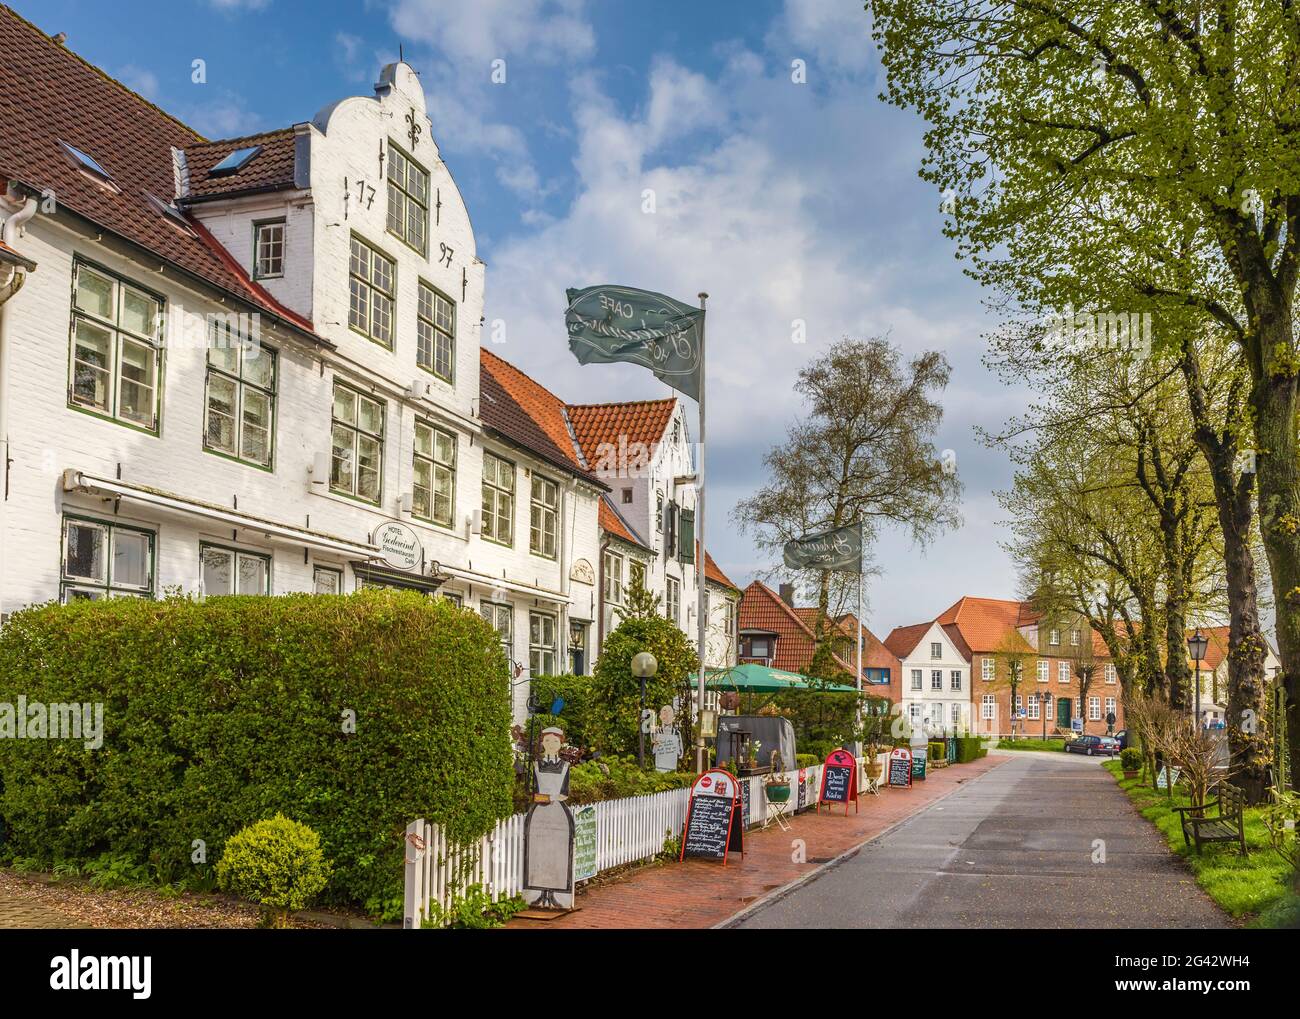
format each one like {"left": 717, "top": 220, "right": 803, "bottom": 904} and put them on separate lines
{"left": 402, "top": 759, "right": 883, "bottom": 928}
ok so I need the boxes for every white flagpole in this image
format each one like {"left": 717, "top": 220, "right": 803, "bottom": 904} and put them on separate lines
{"left": 856, "top": 521, "right": 864, "bottom": 730}
{"left": 695, "top": 291, "right": 708, "bottom": 773}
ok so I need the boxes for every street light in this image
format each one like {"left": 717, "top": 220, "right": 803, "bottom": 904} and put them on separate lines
{"left": 1040, "top": 691, "right": 1051, "bottom": 742}
{"left": 1187, "top": 630, "right": 1208, "bottom": 730}
{"left": 632, "top": 651, "right": 659, "bottom": 768}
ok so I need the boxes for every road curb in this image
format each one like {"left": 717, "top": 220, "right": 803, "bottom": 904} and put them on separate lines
{"left": 714, "top": 755, "right": 1010, "bottom": 929}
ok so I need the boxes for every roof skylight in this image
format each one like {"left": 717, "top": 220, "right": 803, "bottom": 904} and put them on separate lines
{"left": 209, "top": 146, "right": 262, "bottom": 176}
{"left": 60, "top": 141, "right": 112, "bottom": 180}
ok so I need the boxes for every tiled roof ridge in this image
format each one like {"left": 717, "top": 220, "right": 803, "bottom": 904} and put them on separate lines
{"left": 567, "top": 396, "right": 677, "bottom": 411}
{"left": 2, "top": 6, "right": 205, "bottom": 143}
{"left": 479, "top": 348, "right": 590, "bottom": 471}
{"left": 186, "top": 126, "right": 296, "bottom": 151}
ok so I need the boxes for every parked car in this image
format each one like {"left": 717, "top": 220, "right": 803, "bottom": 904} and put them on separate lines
{"left": 1113, "top": 729, "right": 1130, "bottom": 750}
{"left": 1064, "top": 734, "right": 1119, "bottom": 757}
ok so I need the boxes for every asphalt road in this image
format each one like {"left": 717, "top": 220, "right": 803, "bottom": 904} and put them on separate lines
{"left": 734, "top": 751, "right": 1229, "bottom": 929}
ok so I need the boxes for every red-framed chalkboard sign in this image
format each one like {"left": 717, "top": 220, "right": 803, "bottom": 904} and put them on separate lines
{"left": 817, "top": 748, "right": 859, "bottom": 814}
{"left": 888, "top": 746, "right": 913, "bottom": 788}
{"left": 679, "top": 768, "right": 744, "bottom": 864}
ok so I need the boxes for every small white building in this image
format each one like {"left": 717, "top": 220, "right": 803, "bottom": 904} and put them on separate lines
{"left": 884, "top": 620, "right": 971, "bottom": 734}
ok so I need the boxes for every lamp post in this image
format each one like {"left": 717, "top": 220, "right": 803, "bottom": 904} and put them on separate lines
{"left": 1040, "top": 691, "right": 1050, "bottom": 742}
{"left": 632, "top": 651, "right": 659, "bottom": 768}
{"left": 1187, "top": 630, "right": 1208, "bottom": 730}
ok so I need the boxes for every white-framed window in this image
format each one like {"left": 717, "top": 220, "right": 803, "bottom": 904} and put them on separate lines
{"left": 61, "top": 516, "right": 154, "bottom": 601}
{"left": 982, "top": 657, "right": 995, "bottom": 681}
{"left": 386, "top": 141, "right": 429, "bottom": 254}
{"left": 1070, "top": 629, "right": 1081, "bottom": 646}
{"left": 910, "top": 669, "right": 922, "bottom": 691}
{"left": 1089, "top": 696, "right": 1101, "bottom": 721}
{"left": 981, "top": 694, "right": 995, "bottom": 720}
{"left": 481, "top": 601, "right": 513, "bottom": 661}
{"left": 481, "top": 451, "right": 515, "bottom": 545}
{"left": 1049, "top": 628, "right": 1060, "bottom": 645}
{"left": 529, "top": 611, "right": 557, "bottom": 676}
{"left": 1037, "top": 659, "right": 1049, "bottom": 682}
{"left": 69, "top": 259, "right": 162, "bottom": 431}
{"left": 1028, "top": 697, "right": 1040, "bottom": 720}
{"left": 1015, "top": 694, "right": 1024, "bottom": 714}
{"left": 200, "top": 543, "right": 270, "bottom": 596}
{"left": 666, "top": 576, "right": 680, "bottom": 625}
{"left": 950, "top": 669, "right": 962, "bottom": 691}
{"left": 413, "top": 420, "right": 455, "bottom": 527}
{"left": 416, "top": 281, "right": 454, "bottom": 383}
{"left": 348, "top": 234, "right": 395, "bottom": 347}
{"left": 1105, "top": 696, "right": 1116, "bottom": 717}
{"left": 205, "top": 325, "right": 275, "bottom": 468}
{"left": 313, "top": 565, "right": 342, "bottom": 594}
{"left": 724, "top": 599, "right": 736, "bottom": 637}
{"left": 1058, "top": 661, "right": 1070, "bottom": 683}
{"left": 253, "top": 219, "right": 285, "bottom": 279}
{"left": 909, "top": 703, "right": 921, "bottom": 722}
{"left": 930, "top": 641, "right": 942, "bottom": 659}
{"left": 951, "top": 703, "right": 961, "bottom": 724}
{"left": 1105, "top": 663, "right": 1117, "bottom": 684}
{"left": 931, "top": 669, "right": 943, "bottom": 690}
{"left": 603, "top": 549, "right": 624, "bottom": 605}
{"left": 530, "top": 474, "right": 559, "bottom": 559}
{"left": 440, "top": 591, "right": 462, "bottom": 608}
{"left": 331, "top": 384, "right": 384, "bottom": 503}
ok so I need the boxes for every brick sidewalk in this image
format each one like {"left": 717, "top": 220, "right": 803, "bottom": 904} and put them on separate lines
{"left": 510, "top": 753, "right": 1007, "bottom": 929}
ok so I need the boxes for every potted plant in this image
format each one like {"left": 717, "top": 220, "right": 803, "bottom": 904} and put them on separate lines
{"left": 859, "top": 714, "right": 886, "bottom": 781}
{"left": 764, "top": 749, "right": 791, "bottom": 803}
{"left": 1120, "top": 747, "right": 1142, "bottom": 779}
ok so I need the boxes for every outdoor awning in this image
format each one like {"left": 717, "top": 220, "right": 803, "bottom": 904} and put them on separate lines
{"left": 437, "top": 563, "right": 571, "bottom": 605}
{"left": 699, "top": 663, "right": 858, "bottom": 694}
{"left": 62, "top": 470, "right": 382, "bottom": 560}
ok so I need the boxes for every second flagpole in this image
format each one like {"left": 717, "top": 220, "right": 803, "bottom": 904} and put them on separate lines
{"left": 695, "top": 291, "right": 708, "bottom": 773}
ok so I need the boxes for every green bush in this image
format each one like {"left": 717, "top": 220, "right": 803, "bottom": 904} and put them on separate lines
{"left": 526, "top": 674, "right": 596, "bottom": 751}
{"left": 216, "top": 814, "right": 331, "bottom": 924}
{"left": 794, "top": 754, "right": 818, "bottom": 768}
{"left": 0, "top": 590, "right": 514, "bottom": 915}
{"left": 1120, "top": 747, "right": 1143, "bottom": 772}
{"left": 565, "top": 756, "right": 695, "bottom": 804}
{"left": 955, "top": 736, "right": 983, "bottom": 763}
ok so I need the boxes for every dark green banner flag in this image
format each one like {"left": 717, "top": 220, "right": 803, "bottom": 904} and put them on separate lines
{"left": 565, "top": 285, "right": 703, "bottom": 401}
{"left": 783, "top": 522, "right": 864, "bottom": 573}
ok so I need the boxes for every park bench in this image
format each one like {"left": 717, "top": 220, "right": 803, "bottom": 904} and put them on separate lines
{"left": 1172, "top": 782, "right": 1247, "bottom": 857}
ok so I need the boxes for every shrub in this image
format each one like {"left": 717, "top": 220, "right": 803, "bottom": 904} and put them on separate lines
{"left": 564, "top": 756, "right": 695, "bottom": 804}
{"left": 525, "top": 674, "right": 596, "bottom": 752}
{"left": 794, "top": 754, "right": 818, "bottom": 768}
{"left": 216, "top": 814, "right": 331, "bottom": 925}
{"left": 0, "top": 590, "right": 514, "bottom": 914}
{"left": 1120, "top": 748, "right": 1143, "bottom": 772}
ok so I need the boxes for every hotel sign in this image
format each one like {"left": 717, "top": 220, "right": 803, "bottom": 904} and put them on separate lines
{"left": 373, "top": 521, "right": 422, "bottom": 572}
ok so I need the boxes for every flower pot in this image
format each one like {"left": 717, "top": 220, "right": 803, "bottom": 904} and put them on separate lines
{"left": 1122, "top": 770, "right": 1139, "bottom": 780}
{"left": 765, "top": 783, "right": 792, "bottom": 803}
{"left": 865, "top": 760, "right": 882, "bottom": 780}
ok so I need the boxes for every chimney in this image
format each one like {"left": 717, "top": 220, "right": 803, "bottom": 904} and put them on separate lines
{"left": 778, "top": 583, "right": 795, "bottom": 607}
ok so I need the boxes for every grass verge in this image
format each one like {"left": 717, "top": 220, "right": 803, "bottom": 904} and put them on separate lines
{"left": 995, "top": 738, "right": 1065, "bottom": 752}
{"left": 1102, "top": 760, "right": 1299, "bottom": 928}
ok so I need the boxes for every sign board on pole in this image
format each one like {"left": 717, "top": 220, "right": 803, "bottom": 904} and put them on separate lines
{"left": 680, "top": 768, "right": 743, "bottom": 863}
{"left": 888, "top": 746, "right": 913, "bottom": 788}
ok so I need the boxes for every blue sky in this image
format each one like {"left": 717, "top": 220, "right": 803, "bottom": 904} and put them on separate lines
{"left": 16, "top": 0, "right": 1022, "bottom": 635}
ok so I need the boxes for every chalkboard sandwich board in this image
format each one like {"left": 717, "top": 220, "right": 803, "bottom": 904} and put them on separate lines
{"left": 888, "top": 747, "right": 912, "bottom": 788}
{"left": 912, "top": 745, "right": 928, "bottom": 780}
{"left": 817, "top": 748, "right": 859, "bottom": 814}
{"left": 680, "top": 768, "right": 743, "bottom": 863}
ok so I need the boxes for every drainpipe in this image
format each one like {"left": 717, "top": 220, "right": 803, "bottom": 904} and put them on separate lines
{"left": 596, "top": 537, "right": 610, "bottom": 655}
{"left": 0, "top": 184, "right": 39, "bottom": 619}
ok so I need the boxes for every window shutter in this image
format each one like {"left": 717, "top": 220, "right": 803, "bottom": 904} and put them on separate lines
{"left": 679, "top": 509, "right": 695, "bottom": 563}
{"left": 665, "top": 500, "right": 677, "bottom": 557}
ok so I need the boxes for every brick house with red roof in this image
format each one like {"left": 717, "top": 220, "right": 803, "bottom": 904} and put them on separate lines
{"left": 738, "top": 581, "right": 900, "bottom": 707}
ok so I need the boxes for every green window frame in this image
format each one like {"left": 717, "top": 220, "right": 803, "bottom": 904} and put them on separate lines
{"left": 204, "top": 322, "right": 276, "bottom": 468}
{"left": 417, "top": 280, "right": 454, "bottom": 383}
{"left": 331, "top": 383, "right": 385, "bottom": 504}
{"left": 481, "top": 451, "right": 515, "bottom": 546}
{"left": 253, "top": 219, "right": 285, "bottom": 280}
{"left": 60, "top": 515, "right": 155, "bottom": 601}
{"left": 529, "top": 611, "right": 557, "bottom": 676}
{"left": 68, "top": 259, "right": 163, "bottom": 432}
{"left": 386, "top": 141, "right": 429, "bottom": 254}
{"left": 679, "top": 508, "right": 695, "bottom": 564}
{"left": 529, "top": 473, "right": 559, "bottom": 559}
{"left": 413, "top": 419, "right": 455, "bottom": 527}
{"left": 348, "top": 234, "right": 396, "bottom": 348}
{"left": 199, "top": 542, "right": 271, "bottom": 596}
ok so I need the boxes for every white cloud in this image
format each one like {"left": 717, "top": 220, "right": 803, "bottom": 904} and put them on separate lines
{"left": 768, "top": 0, "right": 876, "bottom": 77}
{"left": 388, "top": 0, "right": 594, "bottom": 66}
{"left": 183, "top": 94, "right": 263, "bottom": 138}
{"left": 208, "top": 0, "right": 271, "bottom": 11}
{"left": 118, "top": 65, "right": 160, "bottom": 100}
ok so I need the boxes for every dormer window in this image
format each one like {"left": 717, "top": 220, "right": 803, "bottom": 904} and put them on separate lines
{"left": 209, "top": 146, "right": 261, "bottom": 177}
{"left": 143, "top": 192, "right": 195, "bottom": 237}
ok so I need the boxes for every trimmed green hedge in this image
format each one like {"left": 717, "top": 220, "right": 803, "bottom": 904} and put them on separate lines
{"left": 0, "top": 591, "right": 513, "bottom": 916}
{"left": 956, "top": 736, "right": 983, "bottom": 763}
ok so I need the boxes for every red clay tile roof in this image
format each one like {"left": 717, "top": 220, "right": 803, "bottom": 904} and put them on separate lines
{"left": 703, "top": 549, "right": 738, "bottom": 591}
{"left": 738, "top": 581, "right": 854, "bottom": 675}
{"left": 600, "top": 496, "right": 650, "bottom": 551}
{"left": 0, "top": 7, "right": 326, "bottom": 346}
{"left": 793, "top": 608, "right": 899, "bottom": 672}
{"left": 883, "top": 620, "right": 933, "bottom": 659}
{"left": 0, "top": 237, "right": 35, "bottom": 270}
{"left": 935, "top": 596, "right": 1030, "bottom": 653}
{"left": 479, "top": 350, "right": 606, "bottom": 487}
{"left": 566, "top": 398, "right": 677, "bottom": 471}
{"left": 183, "top": 129, "right": 297, "bottom": 201}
